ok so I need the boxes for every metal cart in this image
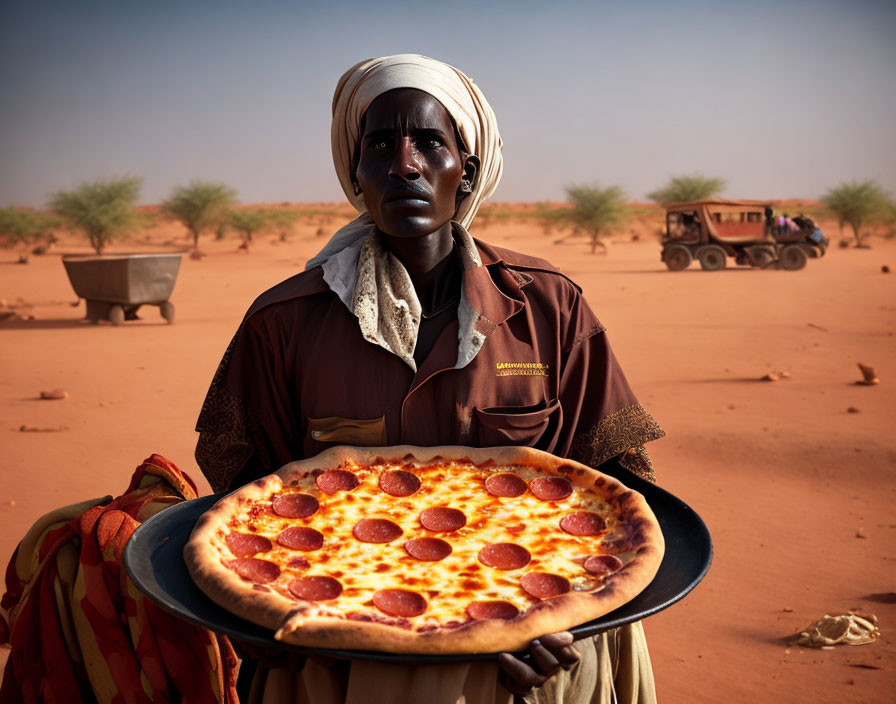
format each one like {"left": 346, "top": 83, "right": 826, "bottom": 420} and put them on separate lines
{"left": 62, "top": 253, "right": 182, "bottom": 325}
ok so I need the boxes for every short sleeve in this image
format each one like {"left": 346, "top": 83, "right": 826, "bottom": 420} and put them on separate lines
{"left": 554, "top": 292, "right": 664, "bottom": 471}
{"left": 195, "top": 309, "right": 298, "bottom": 492}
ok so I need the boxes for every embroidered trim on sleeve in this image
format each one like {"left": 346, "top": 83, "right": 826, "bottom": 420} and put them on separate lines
{"left": 195, "top": 382, "right": 254, "bottom": 493}
{"left": 618, "top": 446, "right": 657, "bottom": 484}
{"left": 569, "top": 403, "right": 665, "bottom": 470}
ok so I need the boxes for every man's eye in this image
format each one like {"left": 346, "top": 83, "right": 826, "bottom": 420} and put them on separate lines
{"left": 373, "top": 140, "right": 389, "bottom": 150}
{"left": 419, "top": 138, "right": 442, "bottom": 149}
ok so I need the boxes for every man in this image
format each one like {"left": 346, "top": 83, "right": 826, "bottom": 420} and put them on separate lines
{"left": 197, "top": 54, "right": 663, "bottom": 704}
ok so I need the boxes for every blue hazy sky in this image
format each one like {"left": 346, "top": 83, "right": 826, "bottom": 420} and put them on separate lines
{"left": 1, "top": 0, "right": 894, "bottom": 207}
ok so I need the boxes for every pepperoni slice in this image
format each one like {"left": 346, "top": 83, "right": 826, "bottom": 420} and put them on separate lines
{"left": 225, "top": 532, "right": 272, "bottom": 558}
{"left": 403, "top": 537, "right": 452, "bottom": 562}
{"left": 289, "top": 576, "right": 343, "bottom": 601}
{"left": 419, "top": 507, "right": 466, "bottom": 533}
{"left": 231, "top": 558, "right": 280, "bottom": 584}
{"left": 352, "top": 518, "right": 403, "bottom": 543}
{"left": 378, "top": 470, "right": 421, "bottom": 497}
{"left": 316, "top": 469, "right": 359, "bottom": 494}
{"left": 478, "top": 543, "right": 531, "bottom": 570}
{"left": 372, "top": 589, "right": 428, "bottom": 617}
{"left": 485, "top": 472, "right": 527, "bottom": 498}
{"left": 467, "top": 600, "right": 520, "bottom": 621}
{"left": 272, "top": 493, "right": 319, "bottom": 518}
{"left": 584, "top": 554, "right": 623, "bottom": 576}
{"left": 520, "top": 572, "right": 571, "bottom": 599}
{"left": 528, "top": 476, "right": 573, "bottom": 502}
{"left": 277, "top": 526, "right": 324, "bottom": 551}
{"left": 559, "top": 511, "right": 606, "bottom": 536}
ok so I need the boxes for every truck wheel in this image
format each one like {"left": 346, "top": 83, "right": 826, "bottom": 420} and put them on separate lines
{"left": 159, "top": 301, "right": 175, "bottom": 324}
{"left": 780, "top": 245, "right": 808, "bottom": 271}
{"left": 663, "top": 245, "right": 692, "bottom": 271}
{"left": 109, "top": 305, "right": 125, "bottom": 326}
{"left": 697, "top": 245, "right": 727, "bottom": 271}
{"left": 750, "top": 249, "right": 776, "bottom": 268}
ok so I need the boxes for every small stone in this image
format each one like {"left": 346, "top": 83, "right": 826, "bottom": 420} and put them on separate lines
{"left": 856, "top": 363, "right": 879, "bottom": 386}
{"left": 39, "top": 388, "right": 68, "bottom": 400}
{"left": 856, "top": 528, "right": 867, "bottom": 539}
{"left": 7, "top": 499, "right": 15, "bottom": 506}
{"left": 847, "top": 407, "right": 860, "bottom": 414}
{"left": 882, "top": 265, "right": 890, "bottom": 274}
{"left": 783, "top": 606, "right": 794, "bottom": 612}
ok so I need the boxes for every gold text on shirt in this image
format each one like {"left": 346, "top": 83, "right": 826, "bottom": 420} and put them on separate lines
{"left": 496, "top": 362, "right": 549, "bottom": 377}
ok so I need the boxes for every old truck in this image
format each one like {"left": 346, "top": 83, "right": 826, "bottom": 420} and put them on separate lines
{"left": 660, "top": 199, "right": 827, "bottom": 271}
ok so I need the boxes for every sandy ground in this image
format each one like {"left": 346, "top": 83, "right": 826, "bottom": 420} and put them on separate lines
{"left": 1, "top": 212, "right": 894, "bottom": 702}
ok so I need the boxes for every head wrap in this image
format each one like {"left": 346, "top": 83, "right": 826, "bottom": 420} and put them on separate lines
{"left": 305, "top": 54, "right": 502, "bottom": 269}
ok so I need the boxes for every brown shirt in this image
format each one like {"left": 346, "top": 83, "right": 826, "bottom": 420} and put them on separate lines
{"left": 196, "top": 239, "right": 663, "bottom": 493}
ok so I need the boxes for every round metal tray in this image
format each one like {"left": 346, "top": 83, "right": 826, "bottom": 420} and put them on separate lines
{"left": 123, "top": 469, "right": 711, "bottom": 663}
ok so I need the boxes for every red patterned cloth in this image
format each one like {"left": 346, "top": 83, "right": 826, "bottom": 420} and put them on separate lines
{"left": 0, "top": 454, "right": 239, "bottom": 703}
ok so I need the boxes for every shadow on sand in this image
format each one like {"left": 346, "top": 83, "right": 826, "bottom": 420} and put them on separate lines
{"left": 0, "top": 318, "right": 169, "bottom": 331}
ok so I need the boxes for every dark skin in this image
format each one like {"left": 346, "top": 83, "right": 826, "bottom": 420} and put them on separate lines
{"left": 353, "top": 88, "right": 581, "bottom": 695}
{"left": 353, "top": 88, "right": 476, "bottom": 310}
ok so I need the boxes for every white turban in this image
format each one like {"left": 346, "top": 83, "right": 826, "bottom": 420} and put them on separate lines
{"left": 306, "top": 54, "right": 503, "bottom": 269}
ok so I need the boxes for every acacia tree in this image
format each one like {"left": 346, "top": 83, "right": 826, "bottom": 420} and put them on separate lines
{"left": 647, "top": 174, "right": 726, "bottom": 206}
{"left": 163, "top": 181, "right": 236, "bottom": 249}
{"left": 0, "top": 208, "right": 59, "bottom": 262}
{"left": 821, "top": 180, "right": 891, "bottom": 247}
{"left": 227, "top": 209, "right": 272, "bottom": 249}
{"left": 49, "top": 176, "right": 141, "bottom": 254}
{"left": 554, "top": 184, "right": 629, "bottom": 254}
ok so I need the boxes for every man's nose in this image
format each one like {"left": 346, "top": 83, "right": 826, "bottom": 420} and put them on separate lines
{"left": 389, "top": 137, "right": 421, "bottom": 181}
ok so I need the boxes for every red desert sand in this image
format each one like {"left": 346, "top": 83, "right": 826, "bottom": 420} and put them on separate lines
{"left": 1, "top": 206, "right": 894, "bottom": 702}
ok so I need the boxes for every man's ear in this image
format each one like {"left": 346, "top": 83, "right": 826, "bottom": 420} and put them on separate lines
{"left": 457, "top": 154, "right": 480, "bottom": 200}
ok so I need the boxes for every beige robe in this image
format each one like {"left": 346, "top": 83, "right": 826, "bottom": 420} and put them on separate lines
{"left": 248, "top": 622, "right": 655, "bottom": 704}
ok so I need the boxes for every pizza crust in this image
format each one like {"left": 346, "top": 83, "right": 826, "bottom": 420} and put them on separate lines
{"left": 184, "top": 444, "right": 664, "bottom": 654}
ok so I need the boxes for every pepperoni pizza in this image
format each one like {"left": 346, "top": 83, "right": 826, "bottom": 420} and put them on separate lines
{"left": 184, "top": 445, "right": 664, "bottom": 654}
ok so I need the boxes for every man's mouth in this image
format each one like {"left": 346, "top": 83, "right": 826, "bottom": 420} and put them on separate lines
{"left": 382, "top": 186, "right": 431, "bottom": 207}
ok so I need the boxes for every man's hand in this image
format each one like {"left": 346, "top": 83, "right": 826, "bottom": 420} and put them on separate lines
{"left": 497, "top": 631, "right": 581, "bottom": 697}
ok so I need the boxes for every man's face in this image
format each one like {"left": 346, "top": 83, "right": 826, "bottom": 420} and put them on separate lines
{"left": 355, "top": 88, "right": 473, "bottom": 239}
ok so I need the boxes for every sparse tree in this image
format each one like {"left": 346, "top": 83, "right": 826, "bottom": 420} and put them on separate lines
{"left": 554, "top": 184, "right": 629, "bottom": 254}
{"left": 49, "top": 176, "right": 141, "bottom": 254}
{"left": 821, "top": 180, "right": 891, "bottom": 247}
{"left": 0, "top": 208, "right": 59, "bottom": 262}
{"left": 228, "top": 209, "right": 272, "bottom": 249}
{"left": 163, "top": 181, "right": 236, "bottom": 249}
{"left": 647, "top": 174, "right": 726, "bottom": 206}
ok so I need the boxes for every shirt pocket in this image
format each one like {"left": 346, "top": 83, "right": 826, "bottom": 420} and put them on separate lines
{"left": 306, "top": 415, "right": 387, "bottom": 448}
{"left": 471, "top": 399, "right": 562, "bottom": 450}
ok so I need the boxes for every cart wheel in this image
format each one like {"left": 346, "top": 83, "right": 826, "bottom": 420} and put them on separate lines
{"left": 697, "top": 245, "right": 727, "bottom": 271}
{"left": 663, "top": 245, "right": 693, "bottom": 271}
{"left": 779, "top": 245, "right": 808, "bottom": 271}
{"left": 109, "top": 305, "right": 125, "bottom": 326}
{"left": 159, "top": 301, "right": 175, "bottom": 324}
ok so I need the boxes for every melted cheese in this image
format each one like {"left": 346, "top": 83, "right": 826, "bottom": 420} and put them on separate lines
{"left": 219, "top": 459, "right": 629, "bottom": 629}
